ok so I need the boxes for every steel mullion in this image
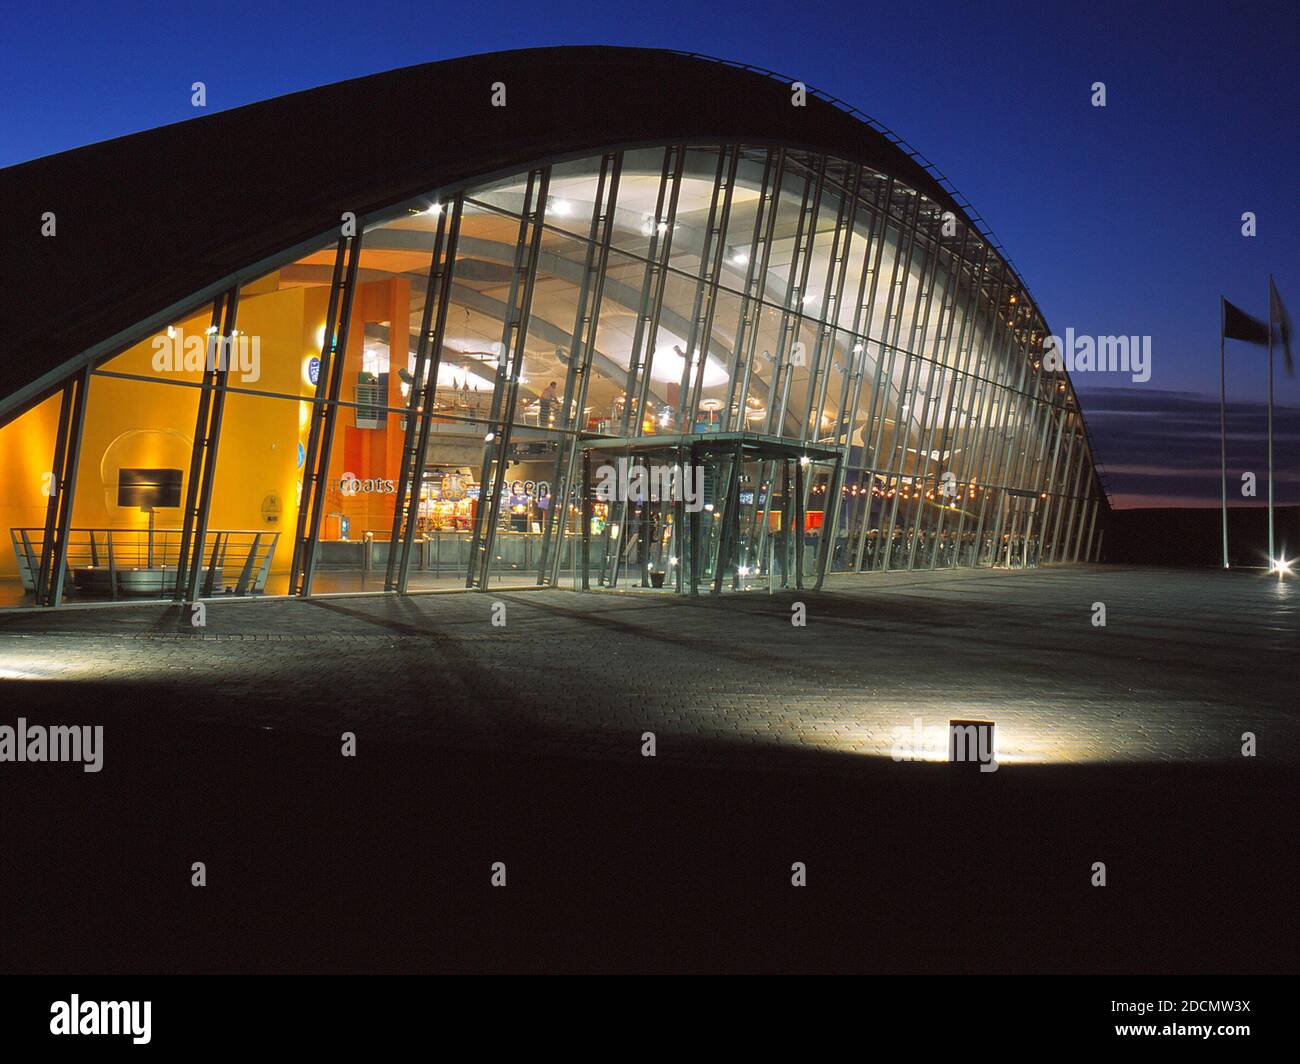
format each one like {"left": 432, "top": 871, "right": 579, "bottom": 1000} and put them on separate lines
{"left": 398, "top": 195, "right": 464, "bottom": 594}
{"left": 967, "top": 285, "right": 1025, "bottom": 563}
{"left": 474, "top": 168, "right": 552, "bottom": 589}
{"left": 299, "top": 227, "right": 364, "bottom": 598}
{"left": 806, "top": 163, "right": 866, "bottom": 570}
{"left": 386, "top": 204, "right": 450, "bottom": 591}
{"left": 951, "top": 262, "right": 1014, "bottom": 561}
{"left": 730, "top": 149, "right": 787, "bottom": 430}
{"left": 680, "top": 145, "right": 737, "bottom": 426}
{"left": 894, "top": 206, "right": 954, "bottom": 568}
{"left": 601, "top": 147, "right": 683, "bottom": 585}
{"left": 1036, "top": 404, "right": 1069, "bottom": 562}
{"left": 721, "top": 149, "right": 776, "bottom": 432}
{"left": 540, "top": 158, "right": 616, "bottom": 587}
{"left": 173, "top": 295, "right": 229, "bottom": 603}
{"left": 1046, "top": 414, "right": 1080, "bottom": 561}
{"left": 920, "top": 228, "right": 977, "bottom": 566}
{"left": 186, "top": 286, "right": 240, "bottom": 600}
{"left": 844, "top": 175, "right": 895, "bottom": 570}
{"left": 874, "top": 191, "right": 927, "bottom": 569}
{"left": 36, "top": 365, "right": 92, "bottom": 607}
{"left": 289, "top": 234, "right": 349, "bottom": 594}
{"left": 752, "top": 155, "right": 824, "bottom": 565}
{"left": 34, "top": 374, "right": 77, "bottom": 604}
{"left": 467, "top": 172, "right": 541, "bottom": 587}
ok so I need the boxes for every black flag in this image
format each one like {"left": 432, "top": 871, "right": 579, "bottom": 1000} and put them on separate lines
{"left": 1268, "top": 276, "right": 1294, "bottom": 375}
{"left": 1222, "top": 297, "right": 1269, "bottom": 344}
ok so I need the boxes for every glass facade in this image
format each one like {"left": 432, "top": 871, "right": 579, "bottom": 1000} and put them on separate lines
{"left": 0, "top": 141, "right": 1103, "bottom": 608}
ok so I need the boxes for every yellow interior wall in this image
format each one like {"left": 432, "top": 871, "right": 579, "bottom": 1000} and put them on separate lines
{"left": 205, "top": 284, "right": 320, "bottom": 570}
{"left": 0, "top": 393, "right": 62, "bottom": 576}
{"left": 1, "top": 275, "right": 348, "bottom": 580}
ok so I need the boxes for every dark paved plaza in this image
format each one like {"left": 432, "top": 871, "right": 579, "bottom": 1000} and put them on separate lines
{"left": 2, "top": 565, "right": 1296, "bottom": 764}
{"left": 1, "top": 565, "right": 1296, "bottom": 972}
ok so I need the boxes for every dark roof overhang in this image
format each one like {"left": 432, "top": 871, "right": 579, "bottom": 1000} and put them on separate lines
{"left": 0, "top": 46, "right": 979, "bottom": 419}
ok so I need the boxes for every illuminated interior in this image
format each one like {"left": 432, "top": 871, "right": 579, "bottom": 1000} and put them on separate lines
{"left": 0, "top": 144, "right": 1102, "bottom": 606}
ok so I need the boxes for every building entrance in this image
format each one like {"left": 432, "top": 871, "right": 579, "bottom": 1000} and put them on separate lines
{"left": 574, "top": 433, "right": 841, "bottom": 594}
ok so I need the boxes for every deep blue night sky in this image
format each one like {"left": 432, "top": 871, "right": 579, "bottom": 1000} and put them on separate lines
{"left": 2, "top": 0, "right": 1295, "bottom": 506}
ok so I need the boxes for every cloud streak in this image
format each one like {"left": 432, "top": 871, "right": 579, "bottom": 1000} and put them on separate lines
{"left": 1080, "top": 387, "right": 1300, "bottom": 508}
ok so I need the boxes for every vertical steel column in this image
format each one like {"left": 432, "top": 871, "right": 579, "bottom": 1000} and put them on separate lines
{"left": 840, "top": 174, "right": 895, "bottom": 571}
{"left": 986, "top": 301, "right": 1035, "bottom": 557}
{"left": 471, "top": 168, "right": 551, "bottom": 589}
{"left": 793, "top": 457, "right": 806, "bottom": 589}
{"left": 291, "top": 228, "right": 364, "bottom": 597}
{"left": 688, "top": 441, "right": 702, "bottom": 595}
{"left": 627, "top": 147, "right": 686, "bottom": 433}
{"left": 806, "top": 163, "right": 864, "bottom": 572}
{"left": 1058, "top": 435, "right": 1089, "bottom": 563}
{"left": 541, "top": 154, "right": 622, "bottom": 587}
{"left": 389, "top": 195, "right": 464, "bottom": 593}
{"left": 710, "top": 442, "right": 745, "bottom": 594}
{"left": 1036, "top": 405, "right": 1069, "bottom": 562}
{"left": 581, "top": 447, "right": 592, "bottom": 590}
{"left": 1045, "top": 417, "right": 1080, "bottom": 562}
{"left": 180, "top": 288, "right": 240, "bottom": 601}
{"left": 959, "top": 263, "right": 1017, "bottom": 564}
{"left": 1074, "top": 489, "right": 1097, "bottom": 563}
{"left": 1082, "top": 487, "right": 1100, "bottom": 563}
{"left": 765, "top": 154, "right": 825, "bottom": 437}
{"left": 874, "top": 189, "right": 927, "bottom": 570}
{"left": 899, "top": 206, "right": 962, "bottom": 568}
{"left": 598, "top": 147, "right": 684, "bottom": 585}
{"left": 681, "top": 145, "right": 739, "bottom": 425}
{"left": 34, "top": 364, "right": 92, "bottom": 607}
{"left": 921, "top": 229, "right": 978, "bottom": 567}
{"left": 727, "top": 150, "right": 786, "bottom": 430}
{"left": 752, "top": 155, "right": 825, "bottom": 563}
{"left": 469, "top": 171, "right": 544, "bottom": 587}
{"left": 175, "top": 295, "right": 230, "bottom": 602}
{"left": 813, "top": 452, "right": 842, "bottom": 589}
{"left": 805, "top": 162, "right": 860, "bottom": 445}
{"left": 1006, "top": 339, "right": 1053, "bottom": 565}
{"left": 932, "top": 240, "right": 994, "bottom": 566}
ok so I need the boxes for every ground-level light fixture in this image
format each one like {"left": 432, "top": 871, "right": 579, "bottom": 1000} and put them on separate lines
{"left": 949, "top": 719, "right": 997, "bottom": 772}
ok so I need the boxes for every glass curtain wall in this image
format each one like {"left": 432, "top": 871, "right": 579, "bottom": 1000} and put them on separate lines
{"left": 1, "top": 141, "right": 1103, "bottom": 609}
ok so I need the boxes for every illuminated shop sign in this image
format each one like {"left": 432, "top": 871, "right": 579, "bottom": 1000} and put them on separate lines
{"left": 339, "top": 472, "right": 396, "bottom": 496}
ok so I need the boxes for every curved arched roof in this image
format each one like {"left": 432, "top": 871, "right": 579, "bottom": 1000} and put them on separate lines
{"left": 0, "top": 45, "right": 1013, "bottom": 420}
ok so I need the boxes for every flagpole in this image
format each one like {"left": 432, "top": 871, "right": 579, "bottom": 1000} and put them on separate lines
{"left": 1267, "top": 276, "right": 1276, "bottom": 567}
{"left": 1220, "top": 297, "right": 1229, "bottom": 568}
